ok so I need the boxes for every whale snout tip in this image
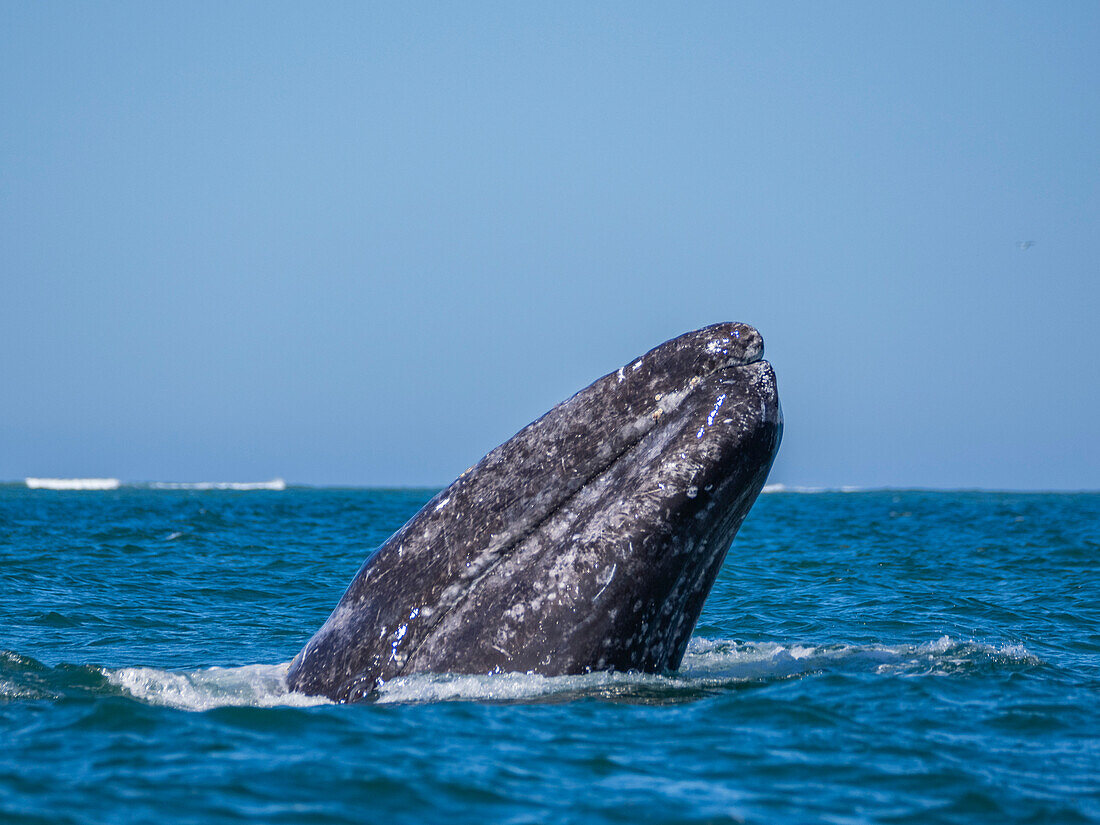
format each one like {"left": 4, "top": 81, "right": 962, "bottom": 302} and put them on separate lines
{"left": 699, "top": 321, "right": 764, "bottom": 368}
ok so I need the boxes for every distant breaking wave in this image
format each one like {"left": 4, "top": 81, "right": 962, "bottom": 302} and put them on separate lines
{"left": 761, "top": 483, "right": 868, "bottom": 493}
{"left": 24, "top": 478, "right": 287, "bottom": 491}
{"left": 24, "top": 478, "right": 121, "bottom": 490}
{"left": 146, "top": 479, "right": 287, "bottom": 491}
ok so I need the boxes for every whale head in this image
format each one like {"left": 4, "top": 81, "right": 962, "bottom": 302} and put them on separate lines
{"left": 288, "top": 322, "right": 782, "bottom": 701}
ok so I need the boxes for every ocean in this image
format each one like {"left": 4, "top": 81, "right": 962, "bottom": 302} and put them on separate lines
{"left": 1, "top": 485, "right": 1096, "bottom": 824}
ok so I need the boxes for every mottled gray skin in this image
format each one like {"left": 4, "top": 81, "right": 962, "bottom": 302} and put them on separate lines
{"left": 287, "top": 322, "right": 782, "bottom": 702}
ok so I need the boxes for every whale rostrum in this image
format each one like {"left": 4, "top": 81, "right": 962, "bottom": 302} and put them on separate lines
{"left": 287, "top": 322, "right": 782, "bottom": 701}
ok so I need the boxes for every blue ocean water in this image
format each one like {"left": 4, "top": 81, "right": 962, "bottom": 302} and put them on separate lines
{"left": 1, "top": 485, "right": 1096, "bottom": 824}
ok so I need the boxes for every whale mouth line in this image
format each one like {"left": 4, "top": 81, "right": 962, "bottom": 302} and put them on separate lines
{"left": 715, "top": 357, "right": 768, "bottom": 374}
{"left": 709, "top": 348, "right": 764, "bottom": 371}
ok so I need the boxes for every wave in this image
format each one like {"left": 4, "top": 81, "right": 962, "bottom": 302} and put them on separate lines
{"left": 24, "top": 478, "right": 121, "bottom": 490}
{"left": 2, "top": 637, "right": 1037, "bottom": 711}
{"left": 23, "top": 478, "right": 288, "bottom": 491}
{"left": 77, "top": 636, "right": 1040, "bottom": 711}
{"left": 144, "top": 479, "right": 287, "bottom": 491}
{"left": 761, "top": 484, "right": 882, "bottom": 493}
{"left": 108, "top": 663, "right": 326, "bottom": 710}
{"left": 370, "top": 636, "right": 1038, "bottom": 705}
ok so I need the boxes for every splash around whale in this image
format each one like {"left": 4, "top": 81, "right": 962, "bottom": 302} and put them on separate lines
{"left": 287, "top": 322, "right": 782, "bottom": 702}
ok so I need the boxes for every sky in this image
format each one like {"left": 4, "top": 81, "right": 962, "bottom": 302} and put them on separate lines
{"left": 2, "top": 2, "right": 1097, "bottom": 489}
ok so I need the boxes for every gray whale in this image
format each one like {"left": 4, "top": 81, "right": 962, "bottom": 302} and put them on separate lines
{"left": 287, "top": 322, "right": 782, "bottom": 701}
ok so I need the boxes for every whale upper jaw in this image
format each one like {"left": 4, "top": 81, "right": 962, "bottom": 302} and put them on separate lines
{"left": 286, "top": 323, "right": 782, "bottom": 701}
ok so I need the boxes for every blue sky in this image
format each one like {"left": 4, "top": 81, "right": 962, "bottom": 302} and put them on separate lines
{"left": 2, "top": 3, "right": 1097, "bottom": 488}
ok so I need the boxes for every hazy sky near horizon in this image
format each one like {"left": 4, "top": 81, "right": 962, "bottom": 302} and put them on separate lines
{"left": 2, "top": 3, "right": 1097, "bottom": 488}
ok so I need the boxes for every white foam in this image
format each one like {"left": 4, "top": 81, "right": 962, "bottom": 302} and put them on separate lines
{"left": 108, "top": 663, "right": 329, "bottom": 710}
{"left": 372, "top": 635, "right": 1038, "bottom": 704}
{"left": 25, "top": 477, "right": 121, "bottom": 490}
{"left": 105, "top": 636, "right": 1038, "bottom": 710}
{"left": 146, "top": 478, "right": 287, "bottom": 491}
{"left": 0, "top": 678, "right": 40, "bottom": 699}
{"left": 873, "top": 634, "right": 1040, "bottom": 675}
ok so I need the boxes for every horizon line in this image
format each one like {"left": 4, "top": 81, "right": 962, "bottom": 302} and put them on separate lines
{"left": 4, "top": 478, "right": 1097, "bottom": 494}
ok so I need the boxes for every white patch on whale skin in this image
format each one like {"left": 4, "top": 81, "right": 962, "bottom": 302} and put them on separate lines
{"left": 704, "top": 338, "right": 730, "bottom": 355}
{"left": 707, "top": 394, "right": 726, "bottom": 426}
{"left": 696, "top": 393, "right": 727, "bottom": 438}
{"left": 592, "top": 563, "right": 617, "bottom": 601}
{"left": 655, "top": 386, "right": 691, "bottom": 415}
